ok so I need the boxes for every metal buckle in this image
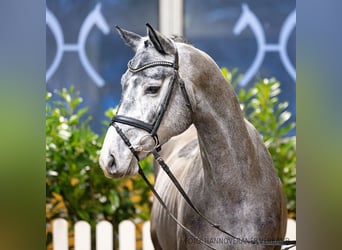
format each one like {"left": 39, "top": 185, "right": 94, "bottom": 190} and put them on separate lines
{"left": 133, "top": 134, "right": 160, "bottom": 153}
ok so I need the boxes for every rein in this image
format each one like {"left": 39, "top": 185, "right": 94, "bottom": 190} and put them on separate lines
{"left": 110, "top": 48, "right": 296, "bottom": 249}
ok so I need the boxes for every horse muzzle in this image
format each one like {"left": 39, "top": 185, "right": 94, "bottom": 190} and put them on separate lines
{"left": 99, "top": 151, "right": 138, "bottom": 178}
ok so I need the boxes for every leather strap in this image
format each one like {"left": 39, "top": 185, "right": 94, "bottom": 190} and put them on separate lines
{"left": 128, "top": 60, "right": 174, "bottom": 73}
{"left": 151, "top": 149, "right": 296, "bottom": 248}
{"left": 178, "top": 78, "right": 193, "bottom": 112}
{"left": 111, "top": 121, "right": 215, "bottom": 249}
{"left": 112, "top": 115, "right": 153, "bottom": 133}
{"left": 137, "top": 164, "right": 216, "bottom": 250}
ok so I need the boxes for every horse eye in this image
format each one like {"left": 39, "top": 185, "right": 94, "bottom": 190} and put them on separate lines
{"left": 145, "top": 86, "right": 161, "bottom": 95}
{"left": 144, "top": 40, "right": 150, "bottom": 48}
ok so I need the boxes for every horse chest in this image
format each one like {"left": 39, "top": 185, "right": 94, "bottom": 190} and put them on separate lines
{"left": 151, "top": 156, "right": 205, "bottom": 248}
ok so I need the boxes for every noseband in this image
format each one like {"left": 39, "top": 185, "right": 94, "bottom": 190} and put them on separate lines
{"left": 109, "top": 48, "right": 296, "bottom": 249}
{"left": 110, "top": 49, "right": 192, "bottom": 154}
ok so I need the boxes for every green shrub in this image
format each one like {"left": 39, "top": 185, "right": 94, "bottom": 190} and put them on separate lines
{"left": 46, "top": 87, "right": 153, "bottom": 247}
{"left": 222, "top": 68, "right": 296, "bottom": 218}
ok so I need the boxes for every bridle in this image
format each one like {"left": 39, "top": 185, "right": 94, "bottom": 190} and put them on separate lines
{"left": 111, "top": 49, "right": 192, "bottom": 153}
{"left": 109, "top": 47, "right": 296, "bottom": 250}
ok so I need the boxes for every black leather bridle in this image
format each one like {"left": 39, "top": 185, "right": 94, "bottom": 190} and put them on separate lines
{"left": 110, "top": 50, "right": 192, "bottom": 154}
{"left": 109, "top": 48, "right": 296, "bottom": 249}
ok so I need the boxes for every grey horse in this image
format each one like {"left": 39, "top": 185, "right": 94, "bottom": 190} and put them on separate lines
{"left": 99, "top": 24, "right": 287, "bottom": 250}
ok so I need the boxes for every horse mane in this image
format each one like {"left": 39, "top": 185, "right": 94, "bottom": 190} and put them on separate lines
{"left": 169, "top": 35, "right": 193, "bottom": 46}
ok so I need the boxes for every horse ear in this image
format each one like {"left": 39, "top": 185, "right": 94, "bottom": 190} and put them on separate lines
{"left": 115, "top": 25, "right": 142, "bottom": 52}
{"left": 146, "top": 23, "right": 175, "bottom": 55}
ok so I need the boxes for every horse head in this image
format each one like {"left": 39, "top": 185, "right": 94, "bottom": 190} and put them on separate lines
{"left": 99, "top": 24, "right": 193, "bottom": 178}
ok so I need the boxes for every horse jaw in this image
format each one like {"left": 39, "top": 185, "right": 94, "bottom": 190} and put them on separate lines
{"left": 99, "top": 126, "right": 139, "bottom": 178}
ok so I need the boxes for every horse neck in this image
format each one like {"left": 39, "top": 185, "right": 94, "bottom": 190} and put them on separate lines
{"left": 184, "top": 48, "right": 259, "bottom": 191}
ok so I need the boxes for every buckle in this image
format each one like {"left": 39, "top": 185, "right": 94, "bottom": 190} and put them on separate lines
{"left": 134, "top": 134, "right": 161, "bottom": 153}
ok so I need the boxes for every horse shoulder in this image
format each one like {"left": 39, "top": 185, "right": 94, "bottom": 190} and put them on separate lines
{"left": 151, "top": 125, "right": 202, "bottom": 248}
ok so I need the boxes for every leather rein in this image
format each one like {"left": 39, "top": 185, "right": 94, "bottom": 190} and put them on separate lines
{"left": 109, "top": 49, "right": 296, "bottom": 250}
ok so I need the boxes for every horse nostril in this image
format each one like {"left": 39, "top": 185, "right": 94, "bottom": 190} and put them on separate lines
{"left": 110, "top": 154, "right": 116, "bottom": 168}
